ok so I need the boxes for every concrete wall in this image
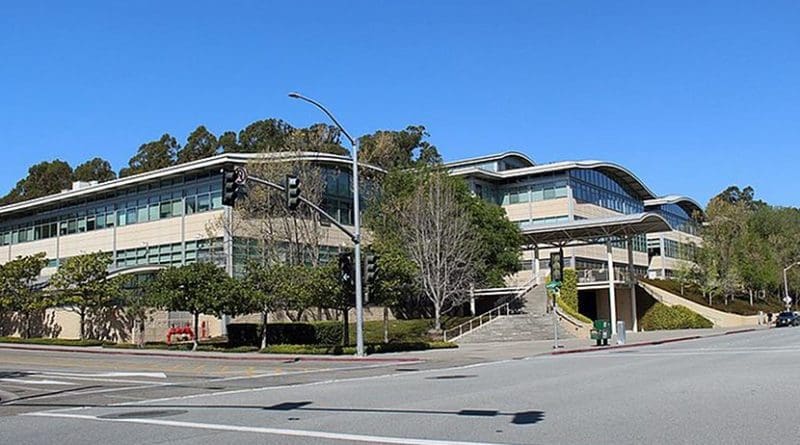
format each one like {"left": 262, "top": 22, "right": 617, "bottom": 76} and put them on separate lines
{"left": 639, "top": 282, "right": 760, "bottom": 327}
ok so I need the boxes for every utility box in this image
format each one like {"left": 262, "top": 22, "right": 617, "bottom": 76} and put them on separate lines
{"left": 616, "top": 321, "right": 626, "bottom": 345}
{"left": 590, "top": 319, "right": 611, "bottom": 346}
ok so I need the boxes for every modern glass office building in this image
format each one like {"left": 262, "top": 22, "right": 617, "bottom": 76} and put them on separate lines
{"left": 0, "top": 152, "right": 369, "bottom": 281}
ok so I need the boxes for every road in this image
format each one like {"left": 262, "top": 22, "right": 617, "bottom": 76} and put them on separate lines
{"left": 1, "top": 328, "right": 798, "bottom": 444}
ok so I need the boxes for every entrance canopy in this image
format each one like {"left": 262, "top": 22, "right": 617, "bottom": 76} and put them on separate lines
{"left": 521, "top": 212, "right": 672, "bottom": 247}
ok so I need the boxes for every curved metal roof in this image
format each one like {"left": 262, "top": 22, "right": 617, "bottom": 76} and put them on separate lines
{"left": 450, "top": 159, "right": 658, "bottom": 201}
{"left": 444, "top": 151, "right": 536, "bottom": 169}
{"left": 644, "top": 195, "right": 705, "bottom": 218}
{"left": 0, "top": 152, "right": 385, "bottom": 217}
{"left": 521, "top": 212, "right": 673, "bottom": 246}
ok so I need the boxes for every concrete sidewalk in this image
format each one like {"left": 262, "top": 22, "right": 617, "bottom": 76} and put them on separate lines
{"left": 0, "top": 326, "right": 764, "bottom": 364}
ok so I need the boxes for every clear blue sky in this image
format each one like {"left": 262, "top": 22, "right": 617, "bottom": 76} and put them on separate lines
{"left": 1, "top": 1, "right": 798, "bottom": 207}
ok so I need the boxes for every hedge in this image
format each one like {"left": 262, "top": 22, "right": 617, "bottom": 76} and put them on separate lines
{"left": 262, "top": 341, "right": 457, "bottom": 355}
{"left": 640, "top": 303, "right": 713, "bottom": 330}
{"left": 0, "top": 337, "right": 108, "bottom": 347}
{"left": 227, "top": 322, "right": 344, "bottom": 347}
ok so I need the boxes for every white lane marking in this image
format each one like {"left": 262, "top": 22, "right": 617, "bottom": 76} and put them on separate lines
{"left": 25, "top": 412, "right": 509, "bottom": 445}
{"left": 13, "top": 362, "right": 395, "bottom": 409}
{"left": 114, "top": 359, "right": 515, "bottom": 407}
{"left": 43, "top": 372, "right": 167, "bottom": 379}
{"left": 0, "top": 378, "right": 72, "bottom": 385}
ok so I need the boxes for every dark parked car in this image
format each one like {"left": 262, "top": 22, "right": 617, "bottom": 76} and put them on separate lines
{"left": 775, "top": 311, "right": 799, "bottom": 327}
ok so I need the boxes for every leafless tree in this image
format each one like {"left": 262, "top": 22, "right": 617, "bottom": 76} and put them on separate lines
{"left": 399, "top": 173, "right": 479, "bottom": 331}
{"left": 209, "top": 149, "right": 338, "bottom": 321}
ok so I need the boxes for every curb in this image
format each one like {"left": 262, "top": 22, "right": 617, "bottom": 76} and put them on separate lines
{"left": 550, "top": 327, "right": 760, "bottom": 356}
{"left": 0, "top": 343, "right": 422, "bottom": 364}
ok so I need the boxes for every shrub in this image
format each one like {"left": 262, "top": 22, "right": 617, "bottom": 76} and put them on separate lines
{"left": 0, "top": 337, "right": 107, "bottom": 347}
{"left": 640, "top": 303, "right": 713, "bottom": 330}
{"left": 227, "top": 323, "right": 260, "bottom": 347}
{"left": 314, "top": 321, "right": 345, "bottom": 345}
{"left": 261, "top": 341, "right": 457, "bottom": 355}
{"left": 227, "top": 322, "right": 344, "bottom": 347}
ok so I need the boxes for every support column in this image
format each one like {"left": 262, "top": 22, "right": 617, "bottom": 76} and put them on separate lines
{"left": 220, "top": 206, "right": 234, "bottom": 337}
{"left": 469, "top": 285, "right": 476, "bottom": 316}
{"left": 606, "top": 240, "right": 617, "bottom": 336}
{"left": 627, "top": 238, "right": 638, "bottom": 332}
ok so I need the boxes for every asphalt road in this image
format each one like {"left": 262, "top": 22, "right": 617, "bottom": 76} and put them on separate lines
{"left": 2, "top": 328, "right": 799, "bottom": 444}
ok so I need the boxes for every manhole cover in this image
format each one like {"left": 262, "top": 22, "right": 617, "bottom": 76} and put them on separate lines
{"left": 100, "top": 410, "right": 188, "bottom": 419}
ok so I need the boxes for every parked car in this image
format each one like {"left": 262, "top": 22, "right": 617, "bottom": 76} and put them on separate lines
{"left": 775, "top": 311, "right": 799, "bottom": 327}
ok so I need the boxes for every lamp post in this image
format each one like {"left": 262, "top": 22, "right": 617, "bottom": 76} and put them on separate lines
{"left": 288, "top": 92, "right": 365, "bottom": 357}
{"left": 784, "top": 261, "right": 799, "bottom": 311}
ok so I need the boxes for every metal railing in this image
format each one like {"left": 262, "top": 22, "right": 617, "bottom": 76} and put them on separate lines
{"left": 443, "top": 302, "right": 510, "bottom": 342}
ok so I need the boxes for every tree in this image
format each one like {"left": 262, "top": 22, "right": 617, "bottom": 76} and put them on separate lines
{"left": 1, "top": 160, "right": 74, "bottom": 205}
{"left": 218, "top": 131, "right": 240, "bottom": 153}
{"left": 119, "top": 133, "right": 179, "bottom": 177}
{"left": 288, "top": 124, "right": 348, "bottom": 156}
{"left": 148, "top": 262, "right": 234, "bottom": 351}
{"left": 74, "top": 158, "right": 117, "bottom": 183}
{"left": 358, "top": 125, "right": 441, "bottom": 171}
{"left": 460, "top": 188, "right": 522, "bottom": 287}
{"left": 237, "top": 119, "right": 294, "bottom": 153}
{"left": 242, "top": 262, "right": 283, "bottom": 350}
{"left": 50, "top": 252, "right": 116, "bottom": 340}
{"left": 177, "top": 126, "right": 219, "bottom": 163}
{"left": 0, "top": 253, "right": 49, "bottom": 338}
{"left": 398, "top": 172, "right": 479, "bottom": 331}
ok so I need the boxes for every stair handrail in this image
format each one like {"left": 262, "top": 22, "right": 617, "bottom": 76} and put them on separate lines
{"left": 443, "top": 302, "right": 510, "bottom": 342}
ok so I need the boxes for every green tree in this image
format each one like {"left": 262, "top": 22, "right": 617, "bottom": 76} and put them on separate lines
{"left": 148, "top": 262, "right": 234, "bottom": 351}
{"left": 0, "top": 253, "right": 49, "bottom": 338}
{"left": 358, "top": 125, "right": 441, "bottom": 171}
{"left": 177, "top": 126, "right": 219, "bottom": 163}
{"left": 218, "top": 131, "right": 240, "bottom": 153}
{"left": 1, "top": 160, "right": 74, "bottom": 205}
{"left": 288, "top": 124, "right": 348, "bottom": 156}
{"left": 237, "top": 119, "right": 293, "bottom": 153}
{"left": 74, "top": 158, "right": 117, "bottom": 183}
{"left": 242, "top": 262, "right": 283, "bottom": 350}
{"left": 50, "top": 252, "right": 116, "bottom": 340}
{"left": 120, "top": 133, "right": 179, "bottom": 177}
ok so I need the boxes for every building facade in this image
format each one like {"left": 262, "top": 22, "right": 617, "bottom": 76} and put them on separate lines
{"left": 0, "top": 150, "right": 703, "bottom": 337}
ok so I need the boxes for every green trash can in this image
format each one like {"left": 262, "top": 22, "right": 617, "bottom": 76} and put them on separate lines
{"left": 590, "top": 319, "right": 612, "bottom": 346}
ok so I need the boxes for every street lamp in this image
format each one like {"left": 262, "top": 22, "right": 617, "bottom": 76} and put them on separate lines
{"left": 288, "top": 92, "right": 365, "bottom": 357}
{"left": 784, "top": 261, "right": 800, "bottom": 310}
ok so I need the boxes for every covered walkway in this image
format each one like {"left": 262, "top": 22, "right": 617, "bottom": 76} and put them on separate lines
{"left": 521, "top": 212, "right": 672, "bottom": 335}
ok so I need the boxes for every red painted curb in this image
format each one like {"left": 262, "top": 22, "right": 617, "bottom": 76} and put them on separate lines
{"left": 0, "top": 343, "right": 422, "bottom": 363}
{"left": 550, "top": 327, "right": 760, "bottom": 356}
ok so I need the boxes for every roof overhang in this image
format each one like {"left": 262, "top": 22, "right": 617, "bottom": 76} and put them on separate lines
{"left": 0, "top": 152, "right": 385, "bottom": 218}
{"left": 444, "top": 151, "right": 535, "bottom": 169}
{"left": 644, "top": 195, "right": 704, "bottom": 218}
{"left": 449, "top": 160, "right": 657, "bottom": 201}
{"left": 522, "top": 212, "right": 672, "bottom": 246}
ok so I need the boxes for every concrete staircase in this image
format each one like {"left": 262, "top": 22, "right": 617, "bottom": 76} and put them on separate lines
{"left": 455, "top": 313, "right": 574, "bottom": 344}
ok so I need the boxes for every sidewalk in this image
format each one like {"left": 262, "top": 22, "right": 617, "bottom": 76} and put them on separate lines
{"left": 0, "top": 326, "right": 765, "bottom": 364}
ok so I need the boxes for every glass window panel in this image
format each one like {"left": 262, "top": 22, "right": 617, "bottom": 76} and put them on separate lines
{"left": 185, "top": 196, "right": 196, "bottom": 214}
{"left": 197, "top": 194, "right": 210, "bottom": 212}
{"left": 160, "top": 201, "right": 172, "bottom": 219}
{"left": 211, "top": 191, "right": 222, "bottom": 209}
{"left": 149, "top": 204, "right": 159, "bottom": 221}
{"left": 172, "top": 199, "right": 183, "bottom": 216}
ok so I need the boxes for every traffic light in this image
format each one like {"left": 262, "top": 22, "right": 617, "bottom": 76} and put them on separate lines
{"left": 549, "top": 249, "right": 564, "bottom": 283}
{"left": 365, "top": 252, "right": 379, "bottom": 286}
{"left": 286, "top": 175, "right": 301, "bottom": 210}
{"left": 222, "top": 169, "right": 238, "bottom": 207}
{"left": 338, "top": 252, "right": 354, "bottom": 288}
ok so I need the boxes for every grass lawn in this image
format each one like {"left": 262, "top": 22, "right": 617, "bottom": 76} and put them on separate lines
{"left": 0, "top": 336, "right": 109, "bottom": 347}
